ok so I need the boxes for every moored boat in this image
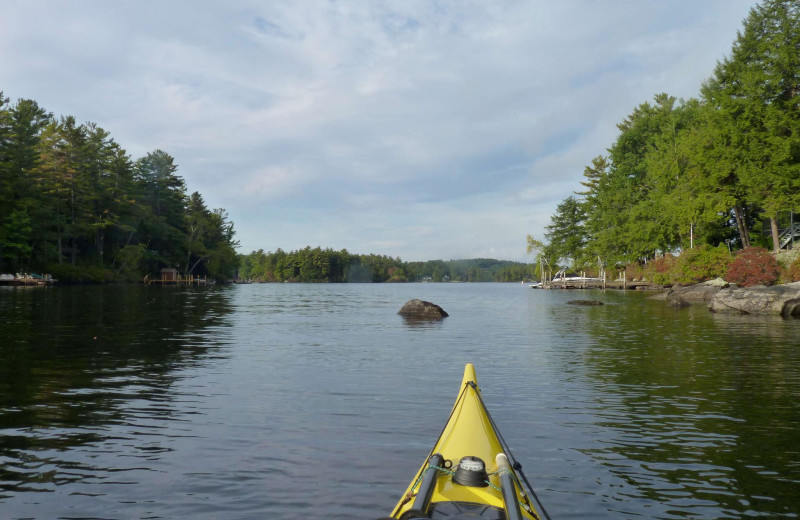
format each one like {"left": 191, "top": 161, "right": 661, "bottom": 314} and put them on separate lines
{"left": 382, "top": 364, "right": 551, "bottom": 520}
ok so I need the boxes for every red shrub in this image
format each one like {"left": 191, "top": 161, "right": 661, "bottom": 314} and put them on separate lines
{"left": 790, "top": 257, "right": 800, "bottom": 282}
{"left": 724, "top": 247, "right": 781, "bottom": 287}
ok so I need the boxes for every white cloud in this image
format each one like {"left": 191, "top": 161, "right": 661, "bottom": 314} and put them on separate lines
{"left": 241, "top": 164, "right": 314, "bottom": 200}
{"left": 0, "top": 0, "right": 758, "bottom": 261}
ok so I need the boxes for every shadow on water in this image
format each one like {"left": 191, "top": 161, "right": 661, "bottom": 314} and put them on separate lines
{"left": 554, "top": 293, "right": 800, "bottom": 519}
{"left": 0, "top": 285, "right": 234, "bottom": 500}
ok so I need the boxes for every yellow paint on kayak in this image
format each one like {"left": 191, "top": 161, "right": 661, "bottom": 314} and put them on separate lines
{"left": 390, "top": 363, "right": 539, "bottom": 519}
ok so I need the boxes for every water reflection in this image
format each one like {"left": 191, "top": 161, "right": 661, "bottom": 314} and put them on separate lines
{"left": 1, "top": 284, "right": 799, "bottom": 519}
{"left": 0, "top": 285, "right": 233, "bottom": 502}
{"left": 400, "top": 316, "right": 447, "bottom": 328}
{"left": 575, "top": 295, "right": 800, "bottom": 518}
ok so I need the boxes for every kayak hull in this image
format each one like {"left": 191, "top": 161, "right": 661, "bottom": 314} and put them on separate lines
{"left": 388, "top": 364, "right": 541, "bottom": 520}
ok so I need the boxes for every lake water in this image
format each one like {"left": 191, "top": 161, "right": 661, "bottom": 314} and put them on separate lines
{"left": 1, "top": 283, "right": 799, "bottom": 519}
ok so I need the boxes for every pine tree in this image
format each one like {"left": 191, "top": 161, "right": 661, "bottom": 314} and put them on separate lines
{"left": 703, "top": 0, "right": 800, "bottom": 251}
{"left": 0, "top": 98, "right": 51, "bottom": 270}
{"left": 544, "top": 196, "right": 587, "bottom": 268}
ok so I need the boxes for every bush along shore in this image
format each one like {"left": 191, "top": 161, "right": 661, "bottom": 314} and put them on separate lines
{"left": 649, "top": 247, "right": 800, "bottom": 316}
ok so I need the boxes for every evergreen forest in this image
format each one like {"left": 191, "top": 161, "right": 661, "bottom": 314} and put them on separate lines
{"left": 533, "top": 0, "right": 800, "bottom": 271}
{"left": 238, "top": 248, "right": 536, "bottom": 283}
{"left": 0, "top": 93, "right": 239, "bottom": 281}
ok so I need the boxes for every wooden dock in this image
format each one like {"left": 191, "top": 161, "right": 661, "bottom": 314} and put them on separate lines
{"left": 531, "top": 271, "right": 657, "bottom": 290}
{"left": 144, "top": 272, "right": 209, "bottom": 286}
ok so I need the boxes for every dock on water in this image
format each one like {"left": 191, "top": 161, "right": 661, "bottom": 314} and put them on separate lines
{"left": 530, "top": 270, "right": 655, "bottom": 290}
{"left": 144, "top": 268, "right": 210, "bottom": 286}
{"left": 0, "top": 273, "right": 55, "bottom": 286}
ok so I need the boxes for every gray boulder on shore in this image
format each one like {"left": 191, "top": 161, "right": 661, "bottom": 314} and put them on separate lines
{"left": 708, "top": 282, "right": 800, "bottom": 316}
{"left": 397, "top": 299, "right": 449, "bottom": 319}
{"left": 665, "top": 278, "right": 730, "bottom": 307}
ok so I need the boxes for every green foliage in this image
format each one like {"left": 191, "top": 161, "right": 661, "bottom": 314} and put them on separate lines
{"left": 0, "top": 93, "right": 238, "bottom": 280}
{"left": 47, "top": 263, "right": 119, "bottom": 283}
{"left": 407, "top": 258, "right": 535, "bottom": 282}
{"left": 702, "top": 0, "right": 800, "bottom": 251}
{"left": 183, "top": 192, "right": 239, "bottom": 279}
{"left": 543, "top": 196, "right": 587, "bottom": 267}
{"left": 0, "top": 210, "right": 33, "bottom": 267}
{"left": 526, "top": 234, "right": 544, "bottom": 256}
{"left": 386, "top": 267, "right": 408, "bottom": 283}
{"left": 536, "top": 1, "right": 800, "bottom": 267}
{"left": 642, "top": 255, "right": 677, "bottom": 287}
{"left": 237, "top": 249, "right": 536, "bottom": 283}
{"left": 725, "top": 247, "right": 781, "bottom": 287}
{"left": 116, "top": 244, "right": 146, "bottom": 274}
{"left": 632, "top": 246, "right": 733, "bottom": 286}
{"left": 525, "top": 234, "right": 559, "bottom": 279}
{"left": 670, "top": 245, "right": 733, "bottom": 286}
{"left": 494, "top": 261, "right": 538, "bottom": 282}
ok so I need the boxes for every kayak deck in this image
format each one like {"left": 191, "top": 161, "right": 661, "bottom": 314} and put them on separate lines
{"left": 388, "top": 364, "right": 543, "bottom": 520}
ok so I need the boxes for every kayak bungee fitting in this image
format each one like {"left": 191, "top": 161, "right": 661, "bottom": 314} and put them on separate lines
{"left": 380, "top": 363, "right": 552, "bottom": 520}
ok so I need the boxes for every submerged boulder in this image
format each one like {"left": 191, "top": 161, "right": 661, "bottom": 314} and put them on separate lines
{"left": 708, "top": 282, "right": 800, "bottom": 316}
{"left": 398, "top": 299, "right": 449, "bottom": 319}
{"left": 566, "top": 300, "right": 604, "bottom": 306}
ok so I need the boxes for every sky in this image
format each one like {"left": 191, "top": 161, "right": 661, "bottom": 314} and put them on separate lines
{"left": 1, "top": 1, "right": 757, "bottom": 262}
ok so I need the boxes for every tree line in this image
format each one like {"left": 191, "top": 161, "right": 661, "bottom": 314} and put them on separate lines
{"left": 532, "top": 0, "right": 800, "bottom": 271}
{"left": 0, "top": 92, "right": 239, "bottom": 281}
{"left": 238, "top": 247, "right": 536, "bottom": 282}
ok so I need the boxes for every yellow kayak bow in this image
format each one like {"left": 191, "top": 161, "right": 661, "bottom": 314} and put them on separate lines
{"left": 386, "top": 364, "right": 550, "bottom": 520}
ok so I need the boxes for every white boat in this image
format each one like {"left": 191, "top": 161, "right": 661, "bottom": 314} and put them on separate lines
{"left": 528, "top": 268, "right": 602, "bottom": 288}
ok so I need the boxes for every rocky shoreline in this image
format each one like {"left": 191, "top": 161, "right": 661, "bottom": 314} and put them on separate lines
{"left": 655, "top": 279, "right": 800, "bottom": 317}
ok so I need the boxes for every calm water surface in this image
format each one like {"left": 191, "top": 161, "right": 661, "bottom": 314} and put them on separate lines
{"left": 1, "top": 283, "right": 799, "bottom": 519}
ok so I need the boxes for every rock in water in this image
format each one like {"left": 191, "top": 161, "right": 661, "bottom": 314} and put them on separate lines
{"left": 398, "top": 299, "right": 449, "bottom": 319}
{"left": 709, "top": 282, "right": 800, "bottom": 316}
{"left": 665, "top": 280, "right": 728, "bottom": 307}
{"left": 566, "top": 300, "right": 604, "bottom": 306}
